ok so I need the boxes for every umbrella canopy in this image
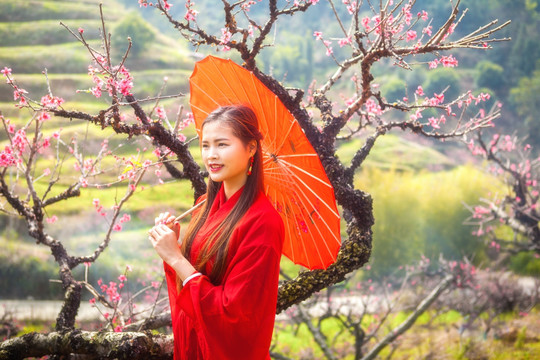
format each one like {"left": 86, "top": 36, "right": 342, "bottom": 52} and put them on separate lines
{"left": 189, "top": 55, "right": 341, "bottom": 270}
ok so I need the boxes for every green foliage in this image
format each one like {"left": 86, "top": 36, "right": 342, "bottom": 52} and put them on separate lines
{"left": 423, "top": 68, "right": 461, "bottom": 101}
{"left": 510, "top": 61, "right": 540, "bottom": 146}
{"left": 0, "top": 1, "right": 119, "bottom": 22}
{"left": 356, "top": 165, "right": 500, "bottom": 277}
{"left": 112, "top": 12, "right": 156, "bottom": 57}
{"left": 0, "top": 243, "right": 60, "bottom": 299}
{"left": 475, "top": 60, "right": 506, "bottom": 95}
{"left": 380, "top": 76, "right": 407, "bottom": 103}
{"left": 0, "top": 20, "right": 101, "bottom": 47}
{"left": 261, "top": 32, "right": 314, "bottom": 88}
{"left": 509, "top": 252, "right": 540, "bottom": 276}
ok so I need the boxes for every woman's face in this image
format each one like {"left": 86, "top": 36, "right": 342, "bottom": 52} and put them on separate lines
{"left": 201, "top": 121, "right": 255, "bottom": 198}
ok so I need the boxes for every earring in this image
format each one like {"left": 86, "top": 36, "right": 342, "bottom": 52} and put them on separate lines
{"left": 247, "top": 156, "right": 254, "bottom": 175}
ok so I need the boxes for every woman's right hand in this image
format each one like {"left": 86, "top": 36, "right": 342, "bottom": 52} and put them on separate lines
{"left": 154, "top": 212, "right": 181, "bottom": 243}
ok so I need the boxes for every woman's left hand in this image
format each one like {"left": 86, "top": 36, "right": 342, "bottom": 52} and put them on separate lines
{"left": 148, "top": 224, "right": 183, "bottom": 266}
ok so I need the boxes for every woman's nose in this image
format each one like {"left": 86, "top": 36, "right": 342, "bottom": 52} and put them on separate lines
{"left": 207, "top": 147, "right": 218, "bottom": 159}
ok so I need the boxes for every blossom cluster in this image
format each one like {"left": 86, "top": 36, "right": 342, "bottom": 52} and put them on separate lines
{"left": 86, "top": 58, "right": 133, "bottom": 98}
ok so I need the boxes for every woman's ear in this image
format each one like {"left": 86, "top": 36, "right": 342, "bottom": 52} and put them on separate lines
{"left": 248, "top": 140, "right": 257, "bottom": 155}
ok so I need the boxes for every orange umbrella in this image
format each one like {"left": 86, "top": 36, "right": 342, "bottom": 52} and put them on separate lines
{"left": 188, "top": 55, "right": 341, "bottom": 270}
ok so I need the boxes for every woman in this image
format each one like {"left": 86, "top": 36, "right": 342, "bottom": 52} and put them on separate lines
{"left": 148, "top": 105, "right": 284, "bottom": 360}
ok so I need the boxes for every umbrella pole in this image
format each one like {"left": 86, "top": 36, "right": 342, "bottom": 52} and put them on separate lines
{"left": 174, "top": 199, "right": 207, "bottom": 222}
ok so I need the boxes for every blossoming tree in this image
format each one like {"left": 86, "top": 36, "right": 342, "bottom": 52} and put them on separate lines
{"left": 0, "top": 0, "right": 509, "bottom": 358}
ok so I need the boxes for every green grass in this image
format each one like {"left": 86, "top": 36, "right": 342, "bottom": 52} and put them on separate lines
{"left": 0, "top": 1, "right": 122, "bottom": 22}
{"left": 0, "top": 20, "right": 103, "bottom": 47}
{"left": 272, "top": 309, "right": 540, "bottom": 360}
{"left": 336, "top": 133, "right": 455, "bottom": 172}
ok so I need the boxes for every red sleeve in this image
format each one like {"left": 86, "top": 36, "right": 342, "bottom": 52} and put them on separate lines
{"left": 175, "top": 208, "right": 283, "bottom": 359}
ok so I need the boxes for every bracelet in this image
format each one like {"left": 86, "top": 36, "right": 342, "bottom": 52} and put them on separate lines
{"left": 182, "top": 272, "right": 203, "bottom": 287}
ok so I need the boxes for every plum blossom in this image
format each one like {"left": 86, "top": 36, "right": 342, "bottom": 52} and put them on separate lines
{"left": 338, "top": 37, "right": 351, "bottom": 47}
{"left": 46, "top": 215, "right": 58, "bottom": 224}
{"left": 406, "top": 30, "right": 417, "bottom": 42}
{"left": 1, "top": 67, "right": 12, "bottom": 76}
{"left": 219, "top": 28, "right": 233, "bottom": 51}
{"left": 361, "top": 16, "right": 371, "bottom": 31}
{"left": 156, "top": 106, "right": 166, "bottom": 119}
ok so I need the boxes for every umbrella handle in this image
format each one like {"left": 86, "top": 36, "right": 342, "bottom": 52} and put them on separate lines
{"left": 173, "top": 199, "right": 207, "bottom": 223}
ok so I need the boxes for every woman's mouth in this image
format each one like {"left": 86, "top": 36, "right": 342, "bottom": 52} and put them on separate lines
{"left": 209, "top": 164, "right": 223, "bottom": 172}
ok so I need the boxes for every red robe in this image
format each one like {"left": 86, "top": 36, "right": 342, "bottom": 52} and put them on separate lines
{"left": 164, "top": 186, "right": 284, "bottom": 360}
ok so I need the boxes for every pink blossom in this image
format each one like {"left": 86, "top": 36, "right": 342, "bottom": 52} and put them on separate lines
{"left": 313, "top": 31, "right": 323, "bottom": 40}
{"left": 1, "top": 67, "right": 12, "bottom": 76}
{"left": 151, "top": 281, "right": 161, "bottom": 289}
{"left": 361, "top": 16, "right": 371, "bottom": 30}
{"left": 89, "top": 298, "right": 96, "bottom": 305}
{"left": 415, "top": 85, "right": 424, "bottom": 96}
{"left": 7, "top": 124, "right": 15, "bottom": 134}
{"left": 338, "top": 37, "right": 351, "bottom": 47}
{"left": 46, "top": 215, "right": 58, "bottom": 224}
{"left": 418, "top": 10, "right": 428, "bottom": 21}
{"left": 78, "top": 28, "right": 84, "bottom": 34}
{"left": 79, "top": 177, "right": 88, "bottom": 188}
{"left": 440, "top": 55, "right": 458, "bottom": 68}
{"left": 91, "top": 87, "right": 102, "bottom": 98}
{"left": 428, "top": 117, "right": 440, "bottom": 129}
{"left": 12, "top": 129, "right": 28, "bottom": 153}
{"left": 113, "top": 224, "right": 122, "bottom": 232}
{"left": 423, "top": 25, "right": 433, "bottom": 36}
{"left": 118, "top": 275, "right": 127, "bottom": 282}
{"left": 126, "top": 265, "right": 133, "bottom": 272}
{"left": 324, "top": 40, "right": 333, "bottom": 56}
{"left": 156, "top": 106, "right": 166, "bottom": 119}
{"left": 162, "top": 0, "right": 173, "bottom": 11}
{"left": 38, "top": 111, "right": 51, "bottom": 122}
{"left": 43, "top": 168, "right": 51, "bottom": 176}
{"left": 120, "top": 213, "right": 131, "bottom": 223}
{"left": 428, "top": 59, "right": 439, "bottom": 69}
{"left": 403, "top": 7, "right": 413, "bottom": 25}
{"left": 41, "top": 137, "right": 51, "bottom": 151}
{"left": 406, "top": 30, "right": 417, "bottom": 42}
{"left": 219, "top": 28, "right": 232, "bottom": 51}
{"left": 40, "top": 94, "right": 64, "bottom": 108}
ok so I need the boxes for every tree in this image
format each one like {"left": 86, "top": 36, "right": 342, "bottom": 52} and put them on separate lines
{"left": 509, "top": 61, "right": 540, "bottom": 146}
{"left": 112, "top": 11, "right": 156, "bottom": 56}
{"left": 0, "top": 0, "right": 509, "bottom": 357}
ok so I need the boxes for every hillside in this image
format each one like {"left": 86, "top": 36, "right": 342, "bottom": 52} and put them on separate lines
{"left": 0, "top": 0, "right": 194, "bottom": 104}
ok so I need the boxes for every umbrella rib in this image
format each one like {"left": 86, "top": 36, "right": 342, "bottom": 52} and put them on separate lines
{"left": 267, "top": 159, "right": 341, "bottom": 265}
{"left": 279, "top": 188, "right": 317, "bottom": 269}
{"left": 265, "top": 159, "right": 315, "bottom": 268}
{"left": 277, "top": 163, "right": 341, "bottom": 255}
{"left": 277, "top": 154, "right": 319, "bottom": 159}
{"left": 278, "top": 158, "right": 333, "bottom": 189}
{"left": 248, "top": 73, "right": 273, "bottom": 148}
{"left": 274, "top": 120, "right": 297, "bottom": 156}
{"left": 276, "top": 159, "right": 340, "bottom": 219}
{"left": 193, "top": 68, "right": 233, "bottom": 106}
{"left": 269, "top": 185, "right": 299, "bottom": 266}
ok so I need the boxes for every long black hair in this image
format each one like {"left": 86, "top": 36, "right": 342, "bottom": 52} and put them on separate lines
{"left": 181, "top": 105, "right": 264, "bottom": 284}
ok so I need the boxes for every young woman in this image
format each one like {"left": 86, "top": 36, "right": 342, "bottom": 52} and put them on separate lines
{"left": 148, "top": 105, "right": 284, "bottom": 360}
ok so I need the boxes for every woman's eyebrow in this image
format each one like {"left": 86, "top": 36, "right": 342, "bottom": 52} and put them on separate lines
{"left": 202, "top": 137, "right": 230, "bottom": 143}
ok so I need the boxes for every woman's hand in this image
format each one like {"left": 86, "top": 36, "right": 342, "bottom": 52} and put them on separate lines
{"left": 148, "top": 222, "right": 183, "bottom": 266}
{"left": 154, "top": 212, "right": 181, "bottom": 242}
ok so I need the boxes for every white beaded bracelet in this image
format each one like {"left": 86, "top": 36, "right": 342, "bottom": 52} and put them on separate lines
{"left": 182, "top": 272, "right": 203, "bottom": 287}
